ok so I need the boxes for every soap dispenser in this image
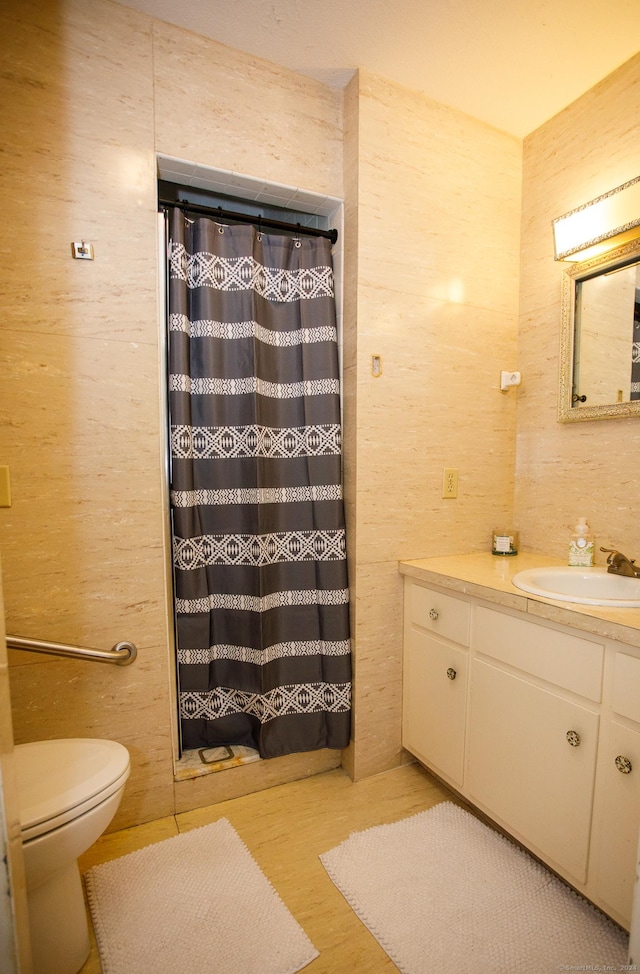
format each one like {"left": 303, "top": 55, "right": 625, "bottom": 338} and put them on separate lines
{"left": 568, "top": 517, "right": 594, "bottom": 567}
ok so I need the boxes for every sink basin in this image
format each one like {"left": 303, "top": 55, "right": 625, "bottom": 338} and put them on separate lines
{"left": 512, "top": 566, "right": 640, "bottom": 607}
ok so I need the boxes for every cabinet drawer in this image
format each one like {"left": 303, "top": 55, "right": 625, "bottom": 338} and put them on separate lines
{"left": 613, "top": 652, "right": 640, "bottom": 723}
{"left": 475, "top": 606, "right": 603, "bottom": 701}
{"left": 407, "top": 583, "right": 470, "bottom": 646}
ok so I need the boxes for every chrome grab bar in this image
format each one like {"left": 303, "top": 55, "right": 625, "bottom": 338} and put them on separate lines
{"left": 6, "top": 635, "right": 137, "bottom": 666}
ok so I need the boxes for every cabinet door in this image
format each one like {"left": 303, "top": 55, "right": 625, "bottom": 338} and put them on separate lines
{"left": 591, "top": 720, "right": 640, "bottom": 927}
{"left": 402, "top": 628, "right": 467, "bottom": 786}
{"left": 467, "top": 658, "right": 599, "bottom": 883}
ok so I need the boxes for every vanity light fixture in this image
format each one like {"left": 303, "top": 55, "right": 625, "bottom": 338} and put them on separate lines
{"left": 552, "top": 175, "right": 640, "bottom": 261}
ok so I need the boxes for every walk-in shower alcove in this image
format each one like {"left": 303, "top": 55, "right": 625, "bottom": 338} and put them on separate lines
{"left": 157, "top": 156, "right": 350, "bottom": 782}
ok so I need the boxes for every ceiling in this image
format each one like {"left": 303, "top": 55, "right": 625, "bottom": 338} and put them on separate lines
{"left": 117, "top": 0, "right": 640, "bottom": 138}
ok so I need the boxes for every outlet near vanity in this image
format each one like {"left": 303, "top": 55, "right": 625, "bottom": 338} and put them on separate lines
{"left": 400, "top": 552, "right": 640, "bottom": 930}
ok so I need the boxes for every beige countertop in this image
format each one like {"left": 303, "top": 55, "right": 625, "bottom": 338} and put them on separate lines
{"left": 399, "top": 551, "right": 640, "bottom": 649}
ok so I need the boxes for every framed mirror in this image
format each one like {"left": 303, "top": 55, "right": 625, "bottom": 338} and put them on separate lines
{"left": 558, "top": 238, "right": 640, "bottom": 422}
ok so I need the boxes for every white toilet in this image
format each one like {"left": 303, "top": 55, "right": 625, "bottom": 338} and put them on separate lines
{"left": 15, "top": 738, "right": 130, "bottom": 974}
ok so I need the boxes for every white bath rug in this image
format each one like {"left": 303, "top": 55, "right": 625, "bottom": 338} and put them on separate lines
{"left": 85, "top": 817, "right": 317, "bottom": 974}
{"left": 320, "top": 801, "right": 628, "bottom": 974}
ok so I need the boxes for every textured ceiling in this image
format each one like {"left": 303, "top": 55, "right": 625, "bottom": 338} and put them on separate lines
{"left": 116, "top": 0, "right": 640, "bottom": 136}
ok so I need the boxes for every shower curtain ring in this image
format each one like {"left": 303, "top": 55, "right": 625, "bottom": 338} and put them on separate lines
{"left": 294, "top": 223, "right": 302, "bottom": 247}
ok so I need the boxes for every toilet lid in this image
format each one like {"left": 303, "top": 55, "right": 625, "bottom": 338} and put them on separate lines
{"left": 15, "top": 738, "right": 130, "bottom": 835}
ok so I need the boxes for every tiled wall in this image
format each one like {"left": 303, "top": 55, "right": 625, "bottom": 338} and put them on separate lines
{"left": 342, "top": 72, "right": 521, "bottom": 777}
{"left": 0, "top": 0, "right": 175, "bottom": 830}
{"left": 0, "top": 0, "right": 346, "bottom": 830}
{"left": 0, "top": 568, "right": 31, "bottom": 972}
{"left": 515, "top": 53, "right": 640, "bottom": 560}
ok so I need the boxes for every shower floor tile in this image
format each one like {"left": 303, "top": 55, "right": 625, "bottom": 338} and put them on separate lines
{"left": 173, "top": 744, "right": 260, "bottom": 780}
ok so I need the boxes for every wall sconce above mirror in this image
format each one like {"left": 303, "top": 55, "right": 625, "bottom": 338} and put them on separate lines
{"left": 553, "top": 175, "right": 640, "bottom": 262}
{"left": 558, "top": 238, "right": 640, "bottom": 422}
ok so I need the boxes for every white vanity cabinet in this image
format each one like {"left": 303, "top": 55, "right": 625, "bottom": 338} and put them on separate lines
{"left": 589, "top": 651, "right": 640, "bottom": 924}
{"left": 401, "top": 574, "right": 640, "bottom": 929}
{"left": 467, "top": 606, "right": 602, "bottom": 884}
{"left": 402, "top": 584, "right": 470, "bottom": 786}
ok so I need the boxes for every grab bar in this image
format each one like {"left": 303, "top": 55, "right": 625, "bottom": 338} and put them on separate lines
{"left": 6, "top": 635, "right": 137, "bottom": 666}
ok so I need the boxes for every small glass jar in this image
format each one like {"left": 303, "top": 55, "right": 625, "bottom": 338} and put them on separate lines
{"left": 492, "top": 528, "right": 519, "bottom": 556}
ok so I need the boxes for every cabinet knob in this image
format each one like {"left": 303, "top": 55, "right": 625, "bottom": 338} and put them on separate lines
{"left": 615, "top": 755, "right": 633, "bottom": 774}
{"left": 566, "top": 730, "right": 581, "bottom": 747}
{"left": 446, "top": 667, "right": 457, "bottom": 681}
{"left": 429, "top": 608, "right": 439, "bottom": 621}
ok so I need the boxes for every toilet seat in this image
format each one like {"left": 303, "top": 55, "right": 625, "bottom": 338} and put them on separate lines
{"left": 15, "top": 738, "right": 131, "bottom": 841}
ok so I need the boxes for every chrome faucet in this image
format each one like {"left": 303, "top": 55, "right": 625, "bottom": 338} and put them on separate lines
{"left": 600, "top": 547, "right": 640, "bottom": 578}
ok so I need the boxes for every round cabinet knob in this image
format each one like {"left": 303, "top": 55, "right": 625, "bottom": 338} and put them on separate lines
{"left": 566, "top": 730, "right": 581, "bottom": 747}
{"left": 446, "top": 667, "right": 457, "bottom": 681}
{"left": 429, "top": 608, "right": 439, "bottom": 621}
{"left": 615, "top": 755, "right": 633, "bottom": 774}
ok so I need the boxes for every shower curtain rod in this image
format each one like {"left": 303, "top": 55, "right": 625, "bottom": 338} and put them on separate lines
{"left": 159, "top": 197, "right": 338, "bottom": 244}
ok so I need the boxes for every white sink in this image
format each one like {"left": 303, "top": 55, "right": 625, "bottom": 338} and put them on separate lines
{"left": 512, "top": 566, "right": 640, "bottom": 607}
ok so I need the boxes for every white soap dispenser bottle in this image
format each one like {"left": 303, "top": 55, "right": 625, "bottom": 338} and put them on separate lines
{"left": 568, "top": 517, "right": 594, "bottom": 567}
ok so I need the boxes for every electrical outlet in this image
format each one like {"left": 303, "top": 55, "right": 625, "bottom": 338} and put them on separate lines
{"left": 442, "top": 467, "right": 458, "bottom": 499}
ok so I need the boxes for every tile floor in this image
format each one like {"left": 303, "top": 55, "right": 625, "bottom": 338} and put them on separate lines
{"left": 78, "top": 761, "right": 459, "bottom": 973}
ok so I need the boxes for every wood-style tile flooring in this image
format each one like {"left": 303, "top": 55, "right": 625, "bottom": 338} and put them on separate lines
{"left": 78, "top": 762, "right": 459, "bottom": 973}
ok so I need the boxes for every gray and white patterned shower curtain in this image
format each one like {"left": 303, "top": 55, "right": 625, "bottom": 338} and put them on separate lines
{"left": 632, "top": 292, "right": 639, "bottom": 400}
{"left": 167, "top": 208, "right": 352, "bottom": 759}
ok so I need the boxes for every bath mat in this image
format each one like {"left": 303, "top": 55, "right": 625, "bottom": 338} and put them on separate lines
{"left": 85, "top": 818, "right": 317, "bottom": 974}
{"left": 320, "top": 801, "right": 628, "bottom": 974}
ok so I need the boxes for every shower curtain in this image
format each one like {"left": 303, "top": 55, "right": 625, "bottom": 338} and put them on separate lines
{"left": 167, "top": 208, "right": 352, "bottom": 759}
{"left": 632, "top": 292, "right": 639, "bottom": 400}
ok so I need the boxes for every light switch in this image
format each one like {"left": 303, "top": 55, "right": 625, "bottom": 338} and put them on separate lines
{"left": 0, "top": 466, "right": 11, "bottom": 507}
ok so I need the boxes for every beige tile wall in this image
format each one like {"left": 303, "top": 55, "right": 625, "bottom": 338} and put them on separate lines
{"left": 152, "top": 21, "right": 344, "bottom": 195}
{"left": 344, "top": 72, "right": 522, "bottom": 778}
{"left": 0, "top": 0, "right": 345, "bottom": 830}
{"left": 0, "top": 565, "right": 32, "bottom": 973}
{"left": 515, "top": 53, "right": 640, "bottom": 560}
{"left": 0, "top": 0, "right": 177, "bottom": 829}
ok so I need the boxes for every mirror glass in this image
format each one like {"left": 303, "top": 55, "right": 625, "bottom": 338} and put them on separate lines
{"left": 558, "top": 238, "right": 640, "bottom": 422}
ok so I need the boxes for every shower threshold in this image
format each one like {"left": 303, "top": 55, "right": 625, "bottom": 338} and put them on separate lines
{"left": 174, "top": 744, "right": 260, "bottom": 781}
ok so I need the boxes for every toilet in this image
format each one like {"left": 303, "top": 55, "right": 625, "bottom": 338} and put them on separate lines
{"left": 15, "top": 738, "right": 130, "bottom": 974}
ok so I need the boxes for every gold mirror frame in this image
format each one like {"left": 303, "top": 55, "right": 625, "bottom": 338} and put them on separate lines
{"left": 558, "top": 237, "right": 640, "bottom": 423}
